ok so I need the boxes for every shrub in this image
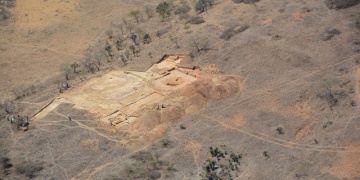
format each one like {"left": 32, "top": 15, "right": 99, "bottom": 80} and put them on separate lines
{"left": 0, "top": 7, "right": 11, "bottom": 22}
{"left": 70, "top": 62, "right": 80, "bottom": 73}
{"left": 0, "top": 157, "right": 12, "bottom": 169}
{"left": 131, "top": 151, "right": 154, "bottom": 163}
{"left": 161, "top": 137, "right": 172, "bottom": 148}
{"left": 156, "top": 2, "right": 171, "bottom": 19}
{"left": 230, "top": 153, "right": 241, "bottom": 163}
{"left": 324, "top": 0, "right": 360, "bottom": 9}
{"left": 62, "top": 65, "right": 72, "bottom": 80}
{"left": 232, "top": 0, "right": 243, "bottom": 3}
{"left": 15, "top": 162, "right": 43, "bottom": 179}
{"left": 188, "top": 16, "right": 205, "bottom": 24}
{"left": 85, "top": 57, "right": 100, "bottom": 73}
{"left": 202, "top": 147, "right": 242, "bottom": 179}
{"left": 355, "top": 14, "right": 360, "bottom": 30}
{"left": 2, "top": 100, "right": 16, "bottom": 114}
{"left": 115, "top": 39, "right": 124, "bottom": 50}
{"left": 174, "top": 1, "right": 191, "bottom": 15}
{"left": 125, "top": 151, "right": 175, "bottom": 179}
{"left": 0, "top": 0, "right": 16, "bottom": 8}
{"left": 319, "top": 28, "right": 341, "bottom": 41}
{"left": 220, "top": 24, "right": 249, "bottom": 40}
{"left": 156, "top": 26, "right": 171, "bottom": 38}
{"left": 233, "top": 0, "right": 260, "bottom": 4}
{"left": 243, "top": 0, "right": 260, "bottom": 4}
{"left": 190, "top": 36, "right": 210, "bottom": 53}
{"left": 195, "top": 0, "right": 215, "bottom": 13}
{"left": 180, "top": 124, "right": 186, "bottom": 129}
{"left": 13, "top": 85, "right": 37, "bottom": 99}
{"left": 130, "top": 33, "right": 137, "bottom": 43}
{"left": 143, "top": 33, "right": 151, "bottom": 44}
{"left": 276, "top": 127, "right": 285, "bottom": 134}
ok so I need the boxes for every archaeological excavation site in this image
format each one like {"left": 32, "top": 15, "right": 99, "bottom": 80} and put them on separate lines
{"left": 1, "top": 0, "right": 359, "bottom": 179}
{"left": 31, "top": 55, "right": 242, "bottom": 142}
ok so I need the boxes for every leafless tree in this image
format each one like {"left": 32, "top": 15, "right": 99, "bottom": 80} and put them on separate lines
{"left": 2, "top": 100, "right": 17, "bottom": 114}
{"left": 145, "top": 5, "right": 155, "bottom": 18}
{"left": 190, "top": 36, "right": 210, "bottom": 53}
{"left": 85, "top": 57, "right": 100, "bottom": 73}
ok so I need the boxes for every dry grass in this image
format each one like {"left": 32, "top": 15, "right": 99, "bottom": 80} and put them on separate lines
{"left": 1, "top": 0, "right": 360, "bottom": 179}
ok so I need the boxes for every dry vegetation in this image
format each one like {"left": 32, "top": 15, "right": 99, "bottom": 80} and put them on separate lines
{"left": 1, "top": 0, "right": 360, "bottom": 179}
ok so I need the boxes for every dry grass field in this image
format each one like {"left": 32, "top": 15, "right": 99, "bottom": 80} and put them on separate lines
{"left": 1, "top": 0, "right": 360, "bottom": 179}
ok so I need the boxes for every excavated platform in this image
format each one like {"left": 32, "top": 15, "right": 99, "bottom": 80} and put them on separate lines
{"left": 32, "top": 55, "right": 197, "bottom": 123}
{"left": 31, "top": 55, "right": 242, "bottom": 141}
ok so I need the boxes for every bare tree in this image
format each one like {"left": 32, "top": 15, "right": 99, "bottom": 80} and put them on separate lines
{"left": 129, "top": 10, "right": 142, "bottom": 23}
{"left": 2, "top": 100, "right": 17, "bottom": 114}
{"left": 105, "top": 29, "right": 114, "bottom": 39}
{"left": 85, "top": 57, "right": 100, "bottom": 73}
{"left": 124, "top": 50, "right": 132, "bottom": 61}
{"left": 170, "top": 35, "right": 180, "bottom": 48}
{"left": 70, "top": 62, "right": 80, "bottom": 73}
{"left": 129, "top": 45, "right": 136, "bottom": 56}
{"left": 114, "top": 23, "right": 125, "bottom": 35}
{"left": 190, "top": 36, "right": 210, "bottom": 53}
{"left": 62, "top": 65, "right": 72, "bottom": 80}
{"left": 122, "top": 18, "right": 134, "bottom": 33}
{"left": 115, "top": 38, "right": 124, "bottom": 50}
{"left": 120, "top": 54, "right": 127, "bottom": 65}
{"left": 322, "top": 81, "right": 339, "bottom": 108}
{"left": 145, "top": 5, "right": 155, "bottom": 18}
{"left": 316, "top": 79, "right": 345, "bottom": 110}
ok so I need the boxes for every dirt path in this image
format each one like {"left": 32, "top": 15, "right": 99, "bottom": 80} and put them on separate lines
{"left": 200, "top": 114, "right": 360, "bottom": 153}
{"left": 31, "top": 98, "right": 69, "bottom": 121}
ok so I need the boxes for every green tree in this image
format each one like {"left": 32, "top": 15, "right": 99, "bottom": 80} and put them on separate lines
{"left": 196, "top": 0, "right": 215, "bottom": 13}
{"left": 70, "top": 62, "right": 80, "bottom": 73}
{"left": 130, "top": 33, "right": 137, "bottom": 44}
{"left": 143, "top": 33, "right": 151, "bottom": 44}
{"left": 129, "top": 10, "right": 141, "bottom": 23}
{"left": 174, "top": 0, "right": 191, "bottom": 15}
{"left": 156, "top": 2, "right": 171, "bottom": 19}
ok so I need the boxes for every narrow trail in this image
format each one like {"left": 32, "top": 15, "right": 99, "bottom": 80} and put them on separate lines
{"left": 52, "top": 111, "right": 124, "bottom": 144}
{"left": 199, "top": 114, "right": 360, "bottom": 153}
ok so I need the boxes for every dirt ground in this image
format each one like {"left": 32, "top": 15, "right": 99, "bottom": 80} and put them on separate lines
{"left": 0, "top": 0, "right": 143, "bottom": 100}
{"left": 1, "top": 0, "right": 360, "bottom": 179}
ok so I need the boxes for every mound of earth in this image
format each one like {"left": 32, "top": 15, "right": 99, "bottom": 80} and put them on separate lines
{"left": 130, "top": 75, "right": 241, "bottom": 141}
{"left": 181, "top": 76, "right": 241, "bottom": 100}
{"left": 324, "top": 0, "right": 360, "bottom": 9}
